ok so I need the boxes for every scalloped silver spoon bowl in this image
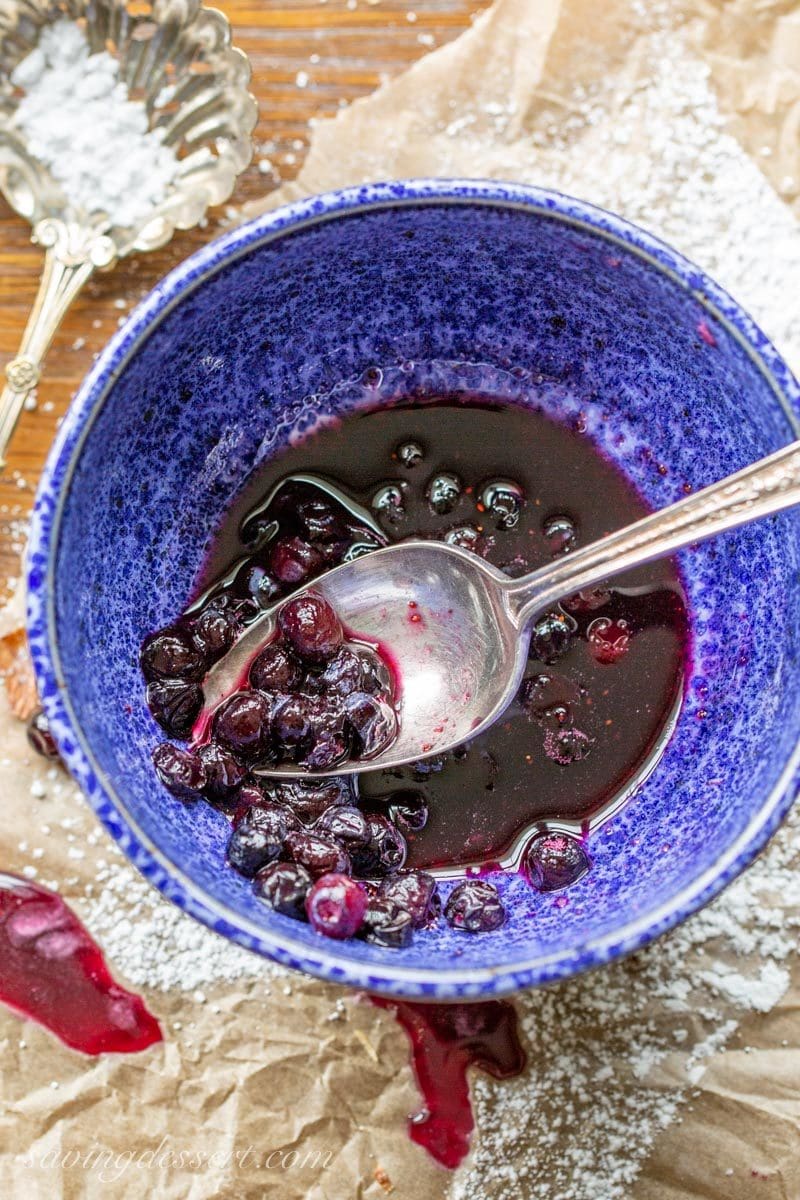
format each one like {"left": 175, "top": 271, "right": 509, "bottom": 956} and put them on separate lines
{"left": 0, "top": 0, "right": 257, "bottom": 465}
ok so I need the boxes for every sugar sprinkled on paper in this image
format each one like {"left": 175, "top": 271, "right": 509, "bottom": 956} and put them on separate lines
{"left": 11, "top": 20, "right": 177, "bottom": 228}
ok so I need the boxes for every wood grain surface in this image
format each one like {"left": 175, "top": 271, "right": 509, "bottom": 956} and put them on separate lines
{"left": 0, "top": 0, "right": 485, "bottom": 593}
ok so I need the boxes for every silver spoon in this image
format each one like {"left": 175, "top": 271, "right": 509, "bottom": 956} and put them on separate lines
{"left": 202, "top": 437, "right": 800, "bottom": 777}
{"left": 0, "top": 0, "right": 256, "bottom": 466}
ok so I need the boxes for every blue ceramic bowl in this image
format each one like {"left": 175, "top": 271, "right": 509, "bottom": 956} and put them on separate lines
{"left": 27, "top": 180, "right": 800, "bottom": 999}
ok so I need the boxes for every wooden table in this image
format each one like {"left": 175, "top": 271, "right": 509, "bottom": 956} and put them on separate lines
{"left": 0, "top": 0, "right": 485, "bottom": 593}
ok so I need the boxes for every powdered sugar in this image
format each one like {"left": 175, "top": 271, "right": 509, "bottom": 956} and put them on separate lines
{"left": 11, "top": 20, "right": 177, "bottom": 229}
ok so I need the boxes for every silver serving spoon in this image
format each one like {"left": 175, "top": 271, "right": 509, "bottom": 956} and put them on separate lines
{"left": 203, "top": 437, "right": 800, "bottom": 777}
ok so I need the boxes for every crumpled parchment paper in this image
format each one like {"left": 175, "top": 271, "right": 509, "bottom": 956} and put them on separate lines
{"left": 3, "top": 0, "right": 800, "bottom": 1196}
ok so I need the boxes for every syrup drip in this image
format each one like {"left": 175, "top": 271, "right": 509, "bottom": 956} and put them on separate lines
{"left": 371, "top": 995, "right": 526, "bottom": 1168}
{"left": 0, "top": 873, "right": 163, "bottom": 1055}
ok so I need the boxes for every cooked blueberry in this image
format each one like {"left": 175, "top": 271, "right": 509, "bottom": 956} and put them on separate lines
{"left": 198, "top": 742, "right": 248, "bottom": 808}
{"left": 379, "top": 871, "right": 440, "bottom": 928}
{"left": 232, "top": 782, "right": 270, "bottom": 824}
{"left": 524, "top": 832, "right": 591, "bottom": 891}
{"left": 146, "top": 679, "right": 203, "bottom": 738}
{"left": 362, "top": 897, "right": 414, "bottom": 948}
{"left": 272, "top": 694, "right": 313, "bottom": 750}
{"left": 240, "top": 564, "right": 281, "bottom": 608}
{"left": 386, "top": 790, "right": 429, "bottom": 832}
{"left": 151, "top": 742, "right": 206, "bottom": 801}
{"left": 278, "top": 593, "right": 344, "bottom": 664}
{"left": 227, "top": 825, "right": 279, "bottom": 877}
{"left": 371, "top": 483, "right": 406, "bottom": 524}
{"left": 295, "top": 496, "right": 342, "bottom": 542}
{"left": 283, "top": 830, "right": 350, "bottom": 878}
{"left": 344, "top": 692, "right": 398, "bottom": 758}
{"left": 396, "top": 440, "right": 424, "bottom": 468}
{"left": 530, "top": 611, "right": 574, "bottom": 662}
{"left": 26, "top": 710, "right": 60, "bottom": 761}
{"left": 249, "top": 642, "right": 303, "bottom": 692}
{"left": 301, "top": 729, "right": 349, "bottom": 771}
{"left": 315, "top": 646, "right": 366, "bottom": 698}
{"left": 305, "top": 873, "right": 368, "bottom": 939}
{"left": 192, "top": 607, "right": 237, "bottom": 660}
{"left": 351, "top": 814, "right": 407, "bottom": 878}
{"left": 425, "top": 471, "right": 462, "bottom": 515}
{"left": 253, "top": 861, "right": 312, "bottom": 918}
{"left": 444, "top": 879, "right": 505, "bottom": 933}
{"left": 314, "top": 804, "right": 370, "bottom": 849}
{"left": 270, "top": 536, "right": 325, "bottom": 585}
{"left": 542, "top": 513, "right": 577, "bottom": 555}
{"left": 140, "top": 628, "right": 205, "bottom": 682}
{"left": 543, "top": 727, "right": 594, "bottom": 764}
{"left": 479, "top": 479, "right": 524, "bottom": 530}
{"left": 444, "top": 524, "right": 481, "bottom": 552}
{"left": 274, "top": 778, "right": 351, "bottom": 824}
{"left": 212, "top": 690, "right": 273, "bottom": 760}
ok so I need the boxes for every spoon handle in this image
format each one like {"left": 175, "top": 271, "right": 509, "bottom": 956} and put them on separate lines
{"left": 0, "top": 219, "right": 116, "bottom": 468}
{"left": 505, "top": 437, "right": 800, "bottom": 627}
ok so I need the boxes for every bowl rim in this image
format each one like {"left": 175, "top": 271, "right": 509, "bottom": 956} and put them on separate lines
{"left": 26, "top": 177, "right": 800, "bottom": 1000}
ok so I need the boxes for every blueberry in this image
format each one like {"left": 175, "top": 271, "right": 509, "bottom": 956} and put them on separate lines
{"left": 272, "top": 694, "right": 314, "bottom": 750}
{"left": 295, "top": 496, "right": 342, "bottom": 542}
{"left": 146, "top": 679, "right": 203, "bottom": 738}
{"left": 315, "top": 646, "right": 370, "bottom": 698}
{"left": 301, "top": 728, "right": 349, "bottom": 770}
{"left": 241, "top": 565, "right": 281, "bottom": 608}
{"left": 530, "top": 612, "right": 574, "bottom": 662}
{"left": 278, "top": 593, "right": 344, "bottom": 664}
{"left": 351, "top": 813, "right": 407, "bottom": 878}
{"left": 444, "top": 879, "right": 505, "bottom": 933}
{"left": 425, "top": 471, "right": 462, "bottom": 515}
{"left": 444, "top": 524, "right": 481, "bottom": 552}
{"left": 227, "top": 803, "right": 296, "bottom": 876}
{"left": 151, "top": 742, "right": 206, "bottom": 801}
{"left": 479, "top": 479, "right": 524, "bottom": 530}
{"left": 270, "top": 536, "right": 325, "bottom": 585}
{"left": 543, "top": 727, "right": 594, "bottom": 764}
{"left": 542, "top": 513, "right": 577, "bottom": 555}
{"left": 198, "top": 742, "right": 248, "bottom": 808}
{"left": 140, "top": 628, "right": 205, "bottom": 682}
{"left": 211, "top": 690, "right": 274, "bottom": 761}
{"left": 274, "top": 778, "right": 351, "bottom": 824}
{"left": 253, "top": 861, "right": 312, "bottom": 918}
{"left": 379, "top": 871, "right": 440, "bottom": 928}
{"left": 371, "top": 484, "right": 406, "bottom": 524}
{"left": 26, "top": 710, "right": 60, "bottom": 761}
{"left": 305, "top": 873, "right": 368, "bottom": 939}
{"left": 249, "top": 642, "right": 302, "bottom": 692}
{"left": 396, "top": 440, "right": 424, "bottom": 468}
{"left": 283, "top": 830, "right": 350, "bottom": 878}
{"left": 344, "top": 692, "right": 398, "bottom": 758}
{"left": 524, "top": 832, "right": 591, "bottom": 891}
{"left": 362, "top": 897, "right": 414, "bottom": 948}
{"left": 314, "top": 804, "right": 370, "bottom": 849}
{"left": 386, "top": 790, "right": 429, "bottom": 832}
{"left": 232, "top": 782, "right": 270, "bottom": 824}
{"left": 192, "top": 607, "right": 237, "bottom": 660}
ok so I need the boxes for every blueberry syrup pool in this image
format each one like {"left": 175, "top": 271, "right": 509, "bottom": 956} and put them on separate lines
{"left": 0, "top": 873, "right": 162, "bottom": 1055}
{"left": 139, "top": 398, "right": 688, "bottom": 949}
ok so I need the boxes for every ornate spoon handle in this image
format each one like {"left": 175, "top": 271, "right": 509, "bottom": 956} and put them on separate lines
{"left": 0, "top": 218, "right": 116, "bottom": 468}
{"left": 506, "top": 437, "right": 800, "bottom": 626}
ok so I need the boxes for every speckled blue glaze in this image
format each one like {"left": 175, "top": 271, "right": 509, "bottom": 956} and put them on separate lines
{"left": 27, "top": 180, "right": 800, "bottom": 999}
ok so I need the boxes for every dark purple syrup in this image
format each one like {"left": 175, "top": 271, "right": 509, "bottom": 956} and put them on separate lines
{"left": 193, "top": 399, "right": 687, "bottom": 872}
{"left": 370, "top": 995, "right": 526, "bottom": 1168}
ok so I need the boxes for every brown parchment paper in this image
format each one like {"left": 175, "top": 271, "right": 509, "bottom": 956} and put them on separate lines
{"left": 3, "top": 1, "right": 800, "bottom": 1197}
